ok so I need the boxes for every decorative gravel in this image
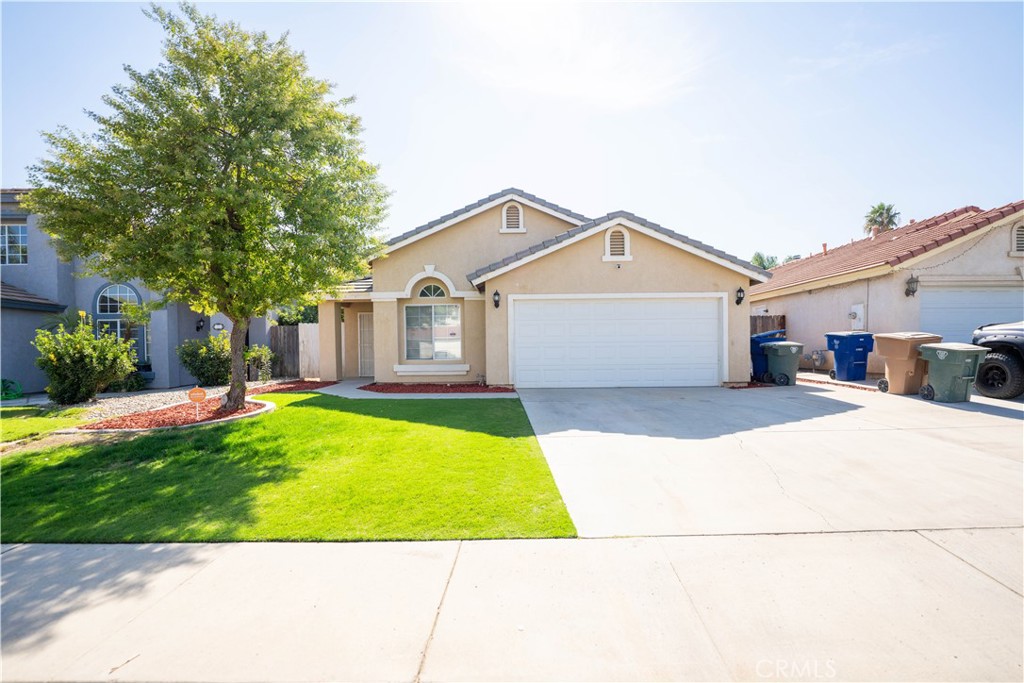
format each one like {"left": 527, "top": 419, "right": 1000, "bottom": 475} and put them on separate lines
{"left": 358, "top": 382, "right": 516, "bottom": 394}
{"left": 58, "top": 378, "right": 305, "bottom": 421}
{"left": 78, "top": 380, "right": 335, "bottom": 430}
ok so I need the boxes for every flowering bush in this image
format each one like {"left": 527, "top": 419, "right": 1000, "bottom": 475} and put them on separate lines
{"left": 177, "top": 331, "right": 232, "bottom": 386}
{"left": 33, "top": 315, "right": 137, "bottom": 404}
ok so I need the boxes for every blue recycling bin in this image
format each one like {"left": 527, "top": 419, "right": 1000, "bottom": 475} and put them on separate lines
{"left": 825, "top": 331, "right": 875, "bottom": 381}
{"left": 751, "top": 330, "right": 786, "bottom": 382}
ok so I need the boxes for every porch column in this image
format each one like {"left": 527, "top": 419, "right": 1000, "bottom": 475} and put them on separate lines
{"left": 318, "top": 301, "right": 344, "bottom": 381}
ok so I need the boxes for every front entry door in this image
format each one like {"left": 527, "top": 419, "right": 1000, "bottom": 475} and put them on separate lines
{"left": 358, "top": 313, "right": 374, "bottom": 377}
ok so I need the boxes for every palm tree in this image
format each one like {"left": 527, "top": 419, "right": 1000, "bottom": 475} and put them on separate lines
{"left": 751, "top": 252, "right": 779, "bottom": 270}
{"left": 864, "top": 202, "right": 901, "bottom": 236}
{"left": 41, "top": 308, "right": 86, "bottom": 332}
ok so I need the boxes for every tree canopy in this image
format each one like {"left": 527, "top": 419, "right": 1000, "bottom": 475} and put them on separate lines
{"left": 750, "top": 251, "right": 779, "bottom": 270}
{"left": 25, "top": 3, "right": 387, "bottom": 408}
{"left": 864, "top": 202, "right": 900, "bottom": 235}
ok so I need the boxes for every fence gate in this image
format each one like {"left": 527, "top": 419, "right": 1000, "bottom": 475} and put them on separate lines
{"left": 750, "top": 314, "right": 786, "bottom": 335}
{"left": 270, "top": 325, "right": 299, "bottom": 378}
{"left": 298, "top": 323, "right": 320, "bottom": 379}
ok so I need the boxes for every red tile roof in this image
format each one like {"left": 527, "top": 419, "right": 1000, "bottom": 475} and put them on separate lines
{"left": 750, "top": 201, "right": 1024, "bottom": 296}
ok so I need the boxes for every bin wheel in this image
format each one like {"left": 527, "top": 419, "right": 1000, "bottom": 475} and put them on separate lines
{"left": 828, "top": 370, "right": 837, "bottom": 380}
{"left": 774, "top": 373, "right": 790, "bottom": 386}
{"left": 919, "top": 384, "right": 935, "bottom": 401}
{"left": 877, "top": 378, "right": 889, "bottom": 393}
{"left": 761, "top": 372, "right": 774, "bottom": 384}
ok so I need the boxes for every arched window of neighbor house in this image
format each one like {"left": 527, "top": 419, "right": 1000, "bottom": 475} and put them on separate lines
{"left": 94, "top": 283, "right": 148, "bottom": 362}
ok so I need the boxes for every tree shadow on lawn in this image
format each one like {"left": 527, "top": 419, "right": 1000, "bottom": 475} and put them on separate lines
{"left": 275, "top": 391, "right": 538, "bottom": 439}
{"left": 0, "top": 543, "right": 216, "bottom": 656}
{"left": 0, "top": 419, "right": 298, "bottom": 545}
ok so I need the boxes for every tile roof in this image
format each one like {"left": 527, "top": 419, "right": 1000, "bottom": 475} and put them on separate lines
{"left": 386, "top": 188, "right": 590, "bottom": 248}
{"left": 749, "top": 201, "right": 1024, "bottom": 296}
{"left": 341, "top": 275, "right": 373, "bottom": 293}
{"left": 467, "top": 210, "right": 770, "bottom": 284}
{"left": 0, "top": 281, "right": 65, "bottom": 312}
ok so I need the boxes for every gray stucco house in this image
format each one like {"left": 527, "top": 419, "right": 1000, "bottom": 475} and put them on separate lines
{"left": 1, "top": 188, "right": 274, "bottom": 394}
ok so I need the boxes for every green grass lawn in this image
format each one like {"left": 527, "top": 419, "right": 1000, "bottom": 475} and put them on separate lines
{"left": 0, "top": 392, "right": 576, "bottom": 542}
{"left": 1, "top": 406, "right": 88, "bottom": 443}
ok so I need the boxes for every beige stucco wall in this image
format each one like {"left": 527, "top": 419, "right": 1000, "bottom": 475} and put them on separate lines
{"left": 482, "top": 225, "right": 753, "bottom": 384}
{"left": 368, "top": 279, "right": 487, "bottom": 383}
{"left": 751, "top": 222, "right": 1024, "bottom": 373}
{"left": 371, "top": 204, "right": 579, "bottom": 294}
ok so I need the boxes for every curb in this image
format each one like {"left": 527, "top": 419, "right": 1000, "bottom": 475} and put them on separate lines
{"left": 74, "top": 399, "right": 275, "bottom": 433}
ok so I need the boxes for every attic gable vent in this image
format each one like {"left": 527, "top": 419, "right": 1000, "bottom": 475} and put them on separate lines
{"left": 609, "top": 230, "right": 626, "bottom": 256}
{"left": 1015, "top": 225, "right": 1024, "bottom": 253}
{"left": 501, "top": 201, "right": 524, "bottom": 232}
{"left": 603, "top": 227, "right": 633, "bottom": 262}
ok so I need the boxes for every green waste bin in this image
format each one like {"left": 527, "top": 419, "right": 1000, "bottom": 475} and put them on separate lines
{"left": 917, "top": 343, "right": 989, "bottom": 403}
{"left": 761, "top": 341, "right": 804, "bottom": 386}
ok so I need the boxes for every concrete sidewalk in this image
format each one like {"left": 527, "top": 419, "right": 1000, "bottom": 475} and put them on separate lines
{"left": 2, "top": 533, "right": 1021, "bottom": 682}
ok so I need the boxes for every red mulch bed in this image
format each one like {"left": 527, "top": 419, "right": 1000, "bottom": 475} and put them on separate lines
{"left": 81, "top": 380, "right": 336, "bottom": 430}
{"left": 81, "top": 398, "right": 264, "bottom": 430}
{"left": 728, "top": 382, "right": 776, "bottom": 389}
{"left": 359, "top": 383, "right": 516, "bottom": 394}
{"left": 247, "top": 380, "right": 335, "bottom": 395}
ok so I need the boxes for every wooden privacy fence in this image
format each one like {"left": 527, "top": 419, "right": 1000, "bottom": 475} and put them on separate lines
{"left": 751, "top": 314, "right": 786, "bottom": 335}
{"left": 270, "top": 324, "right": 320, "bottom": 379}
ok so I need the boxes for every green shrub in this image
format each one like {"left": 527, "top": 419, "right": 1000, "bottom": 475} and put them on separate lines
{"left": 106, "top": 371, "right": 149, "bottom": 393}
{"left": 176, "top": 331, "right": 232, "bottom": 386}
{"left": 245, "top": 344, "right": 275, "bottom": 382}
{"left": 33, "top": 316, "right": 137, "bottom": 405}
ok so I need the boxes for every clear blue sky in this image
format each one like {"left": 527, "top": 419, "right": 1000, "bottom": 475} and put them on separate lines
{"left": 3, "top": 2, "right": 1022, "bottom": 261}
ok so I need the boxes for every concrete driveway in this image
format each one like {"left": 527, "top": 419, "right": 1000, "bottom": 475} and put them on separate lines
{"left": 519, "top": 383, "right": 1023, "bottom": 538}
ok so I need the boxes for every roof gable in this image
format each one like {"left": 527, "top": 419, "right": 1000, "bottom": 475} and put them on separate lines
{"left": 467, "top": 211, "right": 770, "bottom": 286}
{"left": 383, "top": 188, "right": 589, "bottom": 255}
{"left": 750, "top": 201, "right": 1024, "bottom": 296}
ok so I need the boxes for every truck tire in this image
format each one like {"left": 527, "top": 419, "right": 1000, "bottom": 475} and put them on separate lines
{"left": 975, "top": 351, "right": 1024, "bottom": 400}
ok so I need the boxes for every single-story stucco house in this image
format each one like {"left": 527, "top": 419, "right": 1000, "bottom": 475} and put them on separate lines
{"left": 748, "top": 200, "right": 1024, "bottom": 374}
{"left": 318, "top": 189, "right": 770, "bottom": 388}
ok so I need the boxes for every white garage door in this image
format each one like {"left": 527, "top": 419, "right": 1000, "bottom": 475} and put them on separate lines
{"left": 512, "top": 297, "right": 722, "bottom": 388}
{"left": 920, "top": 287, "right": 1024, "bottom": 343}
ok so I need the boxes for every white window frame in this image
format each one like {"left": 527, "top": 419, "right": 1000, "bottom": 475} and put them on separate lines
{"left": 95, "top": 317, "right": 148, "bottom": 363}
{"left": 403, "top": 303, "right": 462, "bottom": 361}
{"left": 1, "top": 223, "right": 28, "bottom": 265}
{"left": 602, "top": 227, "right": 633, "bottom": 262}
{"left": 500, "top": 201, "right": 526, "bottom": 233}
{"left": 418, "top": 284, "right": 446, "bottom": 298}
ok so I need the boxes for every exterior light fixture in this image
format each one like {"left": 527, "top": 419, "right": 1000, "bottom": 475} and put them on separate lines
{"left": 904, "top": 275, "right": 919, "bottom": 297}
{"left": 492, "top": 290, "right": 501, "bottom": 309}
{"left": 212, "top": 322, "right": 225, "bottom": 331}
{"left": 735, "top": 287, "right": 746, "bottom": 306}
{"left": 196, "top": 317, "right": 206, "bottom": 332}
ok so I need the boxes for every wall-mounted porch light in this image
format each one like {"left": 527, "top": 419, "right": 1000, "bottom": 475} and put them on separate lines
{"left": 196, "top": 317, "right": 206, "bottom": 332}
{"left": 904, "top": 275, "right": 919, "bottom": 297}
{"left": 735, "top": 287, "right": 746, "bottom": 306}
{"left": 492, "top": 290, "right": 501, "bottom": 309}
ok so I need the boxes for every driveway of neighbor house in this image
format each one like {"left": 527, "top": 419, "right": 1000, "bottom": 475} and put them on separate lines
{"left": 518, "top": 384, "right": 1023, "bottom": 538}
{"left": 2, "top": 384, "right": 1021, "bottom": 682}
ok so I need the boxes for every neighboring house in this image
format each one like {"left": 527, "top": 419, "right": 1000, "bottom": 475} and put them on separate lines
{"left": 318, "top": 188, "right": 770, "bottom": 388}
{"left": 748, "top": 200, "right": 1024, "bottom": 373}
{"left": 0, "top": 189, "right": 275, "bottom": 393}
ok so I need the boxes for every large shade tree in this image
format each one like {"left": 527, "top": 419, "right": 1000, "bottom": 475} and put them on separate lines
{"left": 26, "top": 3, "right": 387, "bottom": 410}
{"left": 863, "top": 202, "right": 901, "bottom": 236}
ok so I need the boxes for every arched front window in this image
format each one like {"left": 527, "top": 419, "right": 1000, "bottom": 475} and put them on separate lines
{"left": 419, "top": 284, "right": 446, "bottom": 298}
{"left": 94, "top": 283, "right": 148, "bottom": 363}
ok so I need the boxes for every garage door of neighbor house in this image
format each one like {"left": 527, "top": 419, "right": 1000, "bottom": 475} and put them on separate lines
{"left": 512, "top": 297, "right": 722, "bottom": 388}
{"left": 920, "top": 287, "right": 1024, "bottom": 343}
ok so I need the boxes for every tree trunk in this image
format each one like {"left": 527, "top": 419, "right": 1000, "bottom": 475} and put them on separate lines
{"left": 225, "top": 317, "right": 250, "bottom": 411}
